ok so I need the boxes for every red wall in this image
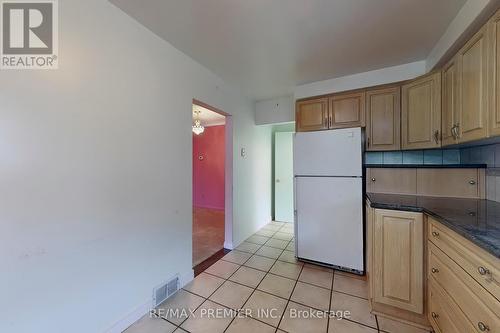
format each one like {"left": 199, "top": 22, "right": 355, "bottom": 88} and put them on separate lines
{"left": 193, "top": 125, "right": 225, "bottom": 210}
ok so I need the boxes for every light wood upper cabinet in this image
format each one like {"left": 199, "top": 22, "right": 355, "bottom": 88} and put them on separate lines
{"left": 401, "top": 72, "right": 442, "bottom": 149}
{"left": 366, "top": 86, "right": 401, "bottom": 151}
{"left": 329, "top": 91, "right": 365, "bottom": 129}
{"left": 489, "top": 10, "right": 500, "bottom": 136}
{"left": 373, "top": 209, "right": 424, "bottom": 314}
{"left": 441, "top": 57, "right": 460, "bottom": 146}
{"left": 296, "top": 98, "right": 329, "bottom": 132}
{"left": 456, "top": 25, "right": 489, "bottom": 143}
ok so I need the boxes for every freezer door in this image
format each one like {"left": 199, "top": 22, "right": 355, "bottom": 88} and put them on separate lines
{"left": 294, "top": 127, "right": 362, "bottom": 177}
{"left": 295, "top": 176, "right": 364, "bottom": 271}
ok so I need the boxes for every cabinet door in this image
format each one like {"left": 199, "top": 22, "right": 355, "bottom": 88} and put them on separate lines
{"left": 296, "top": 98, "right": 329, "bottom": 132}
{"left": 489, "top": 10, "right": 500, "bottom": 136}
{"left": 366, "top": 201, "right": 374, "bottom": 301}
{"left": 457, "top": 25, "right": 489, "bottom": 142}
{"left": 366, "top": 86, "right": 401, "bottom": 151}
{"left": 373, "top": 209, "right": 424, "bottom": 314}
{"left": 402, "top": 72, "right": 442, "bottom": 149}
{"left": 441, "top": 57, "right": 460, "bottom": 146}
{"left": 368, "top": 168, "right": 417, "bottom": 195}
{"left": 329, "top": 91, "right": 365, "bottom": 129}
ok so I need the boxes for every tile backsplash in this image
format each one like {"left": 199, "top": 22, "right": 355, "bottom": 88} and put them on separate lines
{"left": 365, "top": 149, "right": 460, "bottom": 165}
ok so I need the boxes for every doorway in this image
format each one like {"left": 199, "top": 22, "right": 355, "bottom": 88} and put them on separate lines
{"left": 274, "top": 131, "right": 294, "bottom": 223}
{"left": 192, "top": 100, "right": 233, "bottom": 267}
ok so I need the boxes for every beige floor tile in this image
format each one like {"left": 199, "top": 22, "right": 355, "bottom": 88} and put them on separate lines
{"left": 270, "top": 221, "right": 285, "bottom": 226}
{"left": 243, "top": 290, "right": 287, "bottom": 327}
{"left": 265, "top": 238, "right": 289, "bottom": 249}
{"left": 270, "top": 261, "right": 302, "bottom": 280}
{"left": 291, "top": 281, "right": 331, "bottom": 311}
{"left": 222, "top": 250, "right": 252, "bottom": 265}
{"left": 299, "top": 266, "right": 333, "bottom": 289}
{"left": 272, "top": 232, "right": 294, "bottom": 241}
{"left": 205, "top": 260, "right": 240, "bottom": 279}
{"left": 257, "top": 273, "right": 295, "bottom": 299}
{"left": 244, "top": 255, "right": 276, "bottom": 271}
{"left": 278, "top": 250, "right": 299, "bottom": 264}
{"left": 209, "top": 280, "right": 253, "bottom": 309}
{"left": 256, "top": 245, "right": 283, "bottom": 259}
{"left": 246, "top": 235, "right": 269, "bottom": 245}
{"left": 286, "top": 242, "right": 296, "bottom": 251}
{"left": 235, "top": 242, "right": 261, "bottom": 254}
{"left": 333, "top": 275, "right": 368, "bottom": 299}
{"left": 173, "top": 328, "right": 188, "bottom": 333}
{"left": 262, "top": 224, "right": 281, "bottom": 231}
{"left": 278, "top": 301, "right": 328, "bottom": 333}
{"left": 378, "top": 316, "right": 431, "bottom": 333}
{"left": 229, "top": 266, "right": 266, "bottom": 288}
{"left": 330, "top": 292, "right": 377, "bottom": 329}
{"left": 255, "top": 229, "right": 276, "bottom": 237}
{"left": 334, "top": 270, "right": 367, "bottom": 281}
{"left": 156, "top": 289, "right": 204, "bottom": 325}
{"left": 304, "top": 263, "right": 333, "bottom": 273}
{"left": 328, "top": 318, "right": 377, "bottom": 333}
{"left": 180, "top": 300, "right": 235, "bottom": 333}
{"left": 225, "top": 316, "right": 275, "bottom": 333}
{"left": 183, "top": 272, "right": 225, "bottom": 298}
{"left": 124, "top": 314, "right": 176, "bottom": 333}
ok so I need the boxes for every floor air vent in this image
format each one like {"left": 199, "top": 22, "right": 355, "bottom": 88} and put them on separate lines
{"left": 153, "top": 275, "right": 179, "bottom": 307}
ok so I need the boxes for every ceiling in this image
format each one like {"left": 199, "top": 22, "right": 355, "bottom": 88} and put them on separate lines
{"left": 193, "top": 104, "right": 226, "bottom": 127}
{"left": 111, "top": 0, "right": 466, "bottom": 101}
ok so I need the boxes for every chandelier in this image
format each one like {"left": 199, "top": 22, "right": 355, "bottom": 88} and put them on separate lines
{"left": 192, "top": 110, "right": 205, "bottom": 135}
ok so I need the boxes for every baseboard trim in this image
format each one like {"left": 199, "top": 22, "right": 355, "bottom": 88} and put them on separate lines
{"left": 104, "top": 268, "right": 194, "bottom": 333}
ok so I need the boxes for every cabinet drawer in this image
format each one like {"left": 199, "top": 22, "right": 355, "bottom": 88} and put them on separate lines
{"left": 429, "top": 243, "right": 500, "bottom": 332}
{"left": 428, "top": 218, "right": 500, "bottom": 300}
{"left": 429, "top": 277, "right": 477, "bottom": 333}
{"left": 416, "top": 169, "right": 484, "bottom": 198}
{"left": 367, "top": 168, "right": 417, "bottom": 194}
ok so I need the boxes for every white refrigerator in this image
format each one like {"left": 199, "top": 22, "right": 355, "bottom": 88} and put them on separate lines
{"left": 294, "top": 127, "right": 364, "bottom": 274}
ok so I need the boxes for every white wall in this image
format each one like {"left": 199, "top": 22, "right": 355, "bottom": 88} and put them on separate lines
{"left": 255, "top": 96, "right": 294, "bottom": 125}
{"left": 0, "top": 1, "right": 272, "bottom": 332}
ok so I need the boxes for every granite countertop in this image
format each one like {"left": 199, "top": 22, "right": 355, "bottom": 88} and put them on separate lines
{"left": 364, "top": 164, "right": 487, "bottom": 168}
{"left": 366, "top": 192, "right": 500, "bottom": 258}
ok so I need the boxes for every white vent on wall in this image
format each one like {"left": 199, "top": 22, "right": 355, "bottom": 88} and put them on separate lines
{"left": 152, "top": 275, "right": 179, "bottom": 307}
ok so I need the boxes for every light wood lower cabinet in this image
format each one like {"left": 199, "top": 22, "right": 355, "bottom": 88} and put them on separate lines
{"left": 427, "top": 218, "right": 500, "bottom": 333}
{"left": 373, "top": 209, "right": 424, "bottom": 314}
{"left": 365, "top": 86, "right": 401, "bottom": 151}
{"left": 402, "top": 72, "right": 442, "bottom": 149}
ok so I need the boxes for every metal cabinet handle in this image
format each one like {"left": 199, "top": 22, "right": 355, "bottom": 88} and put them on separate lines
{"left": 431, "top": 268, "right": 439, "bottom": 273}
{"left": 455, "top": 123, "right": 460, "bottom": 139}
{"left": 431, "top": 312, "right": 439, "bottom": 319}
{"left": 329, "top": 115, "right": 333, "bottom": 128}
{"left": 432, "top": 231, "right": 439, "bottom": 237}
{"left": 469, "top": 180, "right": 476, "bottom": 185}
{"left": 478, "top": 266, "right": 490, "bottom": 276}
{"left": 367, "top": 137, "right": 370, "bottom": 148}
{"left": 371, "top": 178, "right": 376, "bottom": 182}
{"left": 451, "top": 125, "right": 457, "bottom": 139}
{"left": 434, "top": 130, "right": 440, "bottom": 144}
{"left": 478, "top": 322, "right": 490, "bottom": 331}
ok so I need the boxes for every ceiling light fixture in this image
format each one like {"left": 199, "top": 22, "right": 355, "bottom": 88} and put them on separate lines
{"left": 192, "top": 110, "right": 205, "bottom": 135}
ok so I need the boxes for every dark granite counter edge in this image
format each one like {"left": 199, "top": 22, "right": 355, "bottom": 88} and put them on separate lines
{"left": 364, "top": 164, "right": 487, "bottom": 168}
{"left": 367, "top": 197, "right": 500, "bottom": 258}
